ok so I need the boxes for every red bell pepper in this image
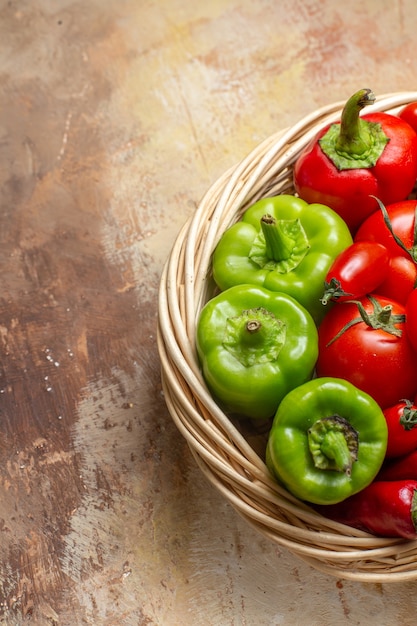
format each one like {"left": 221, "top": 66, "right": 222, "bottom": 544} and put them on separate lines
{"left": 294, "top": 89, "right": 417, "bottom": 234}
{"left": 315, "top": 480, "right": 417, "bottom": 539}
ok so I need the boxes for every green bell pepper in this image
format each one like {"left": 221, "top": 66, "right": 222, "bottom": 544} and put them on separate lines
{"left": 266, "top": 377, "right": 388, "bottom": 505}
{"left": 196, "top": 284, "right": 318, "bottom": 420}
{"left": 212, "top": 194, "right": 353, "bottom": 323}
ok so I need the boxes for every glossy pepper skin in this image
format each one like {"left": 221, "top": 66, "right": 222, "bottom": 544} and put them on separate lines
{"left": 315, "top": 480, "right": 417, "bottom": 539}
{"left": 320, "top": 241, "right": 390, "bottom": 305}
{"left": 383, "top": 400, "right": 417, "bottom": 459}
{"left": 294, "top": 89, "right": 417, "bottom": 234}
{"left": 212, "top": 194, "right": 352, "bottom": 324}
{"left": 354, "top": 198, "right": 417, "bottom": 304}
{"left": 266, "top": 377, "right": 387, "bottom": 505}
{"left": 196, "top": 285, "right": 318, "bottom": 420}
{"left": 316, "top": 294, "right": 417, "bottom": 410}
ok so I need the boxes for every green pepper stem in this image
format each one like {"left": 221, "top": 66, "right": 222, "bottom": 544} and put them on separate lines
{"left": 260, "top": 214, "right": 294, "bottom": 262}
{"left": 336, "top": 88, "right": 376, "bottom": 156}
{"left": 240, "top": 319, "right": 267, "bottom": 348}
{"left": 308, "top": 415, "right": 359, "bottom": 474}
{"left": 320, "top": 431, "right": 353, "bottom": 474}
{"left": 223, "top": 307, "right": 287, "bottom": 367}
{"left": 245, "top": 320, "right": 262, "bottom": 334}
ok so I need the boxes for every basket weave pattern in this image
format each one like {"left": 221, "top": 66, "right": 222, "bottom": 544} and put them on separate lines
{"left": 157, "top": 92, "right": 417, "bottom": 582}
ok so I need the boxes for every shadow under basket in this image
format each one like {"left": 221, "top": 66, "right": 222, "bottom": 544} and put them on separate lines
{"left": 157, "top": 91, "right": 417, "bottom": 583}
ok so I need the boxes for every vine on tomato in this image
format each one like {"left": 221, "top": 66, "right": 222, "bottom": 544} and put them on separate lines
{"left": 316, "top": 295, "right": 417, "bottom": 409}
{"left": 355, "top": 198, "right": 417, "bottom": 303}
{"left": 355, "top": 199, "right": 417, "bottom": 261}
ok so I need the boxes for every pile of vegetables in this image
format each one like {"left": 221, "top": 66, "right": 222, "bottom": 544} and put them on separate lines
{"left": 196, "top": 89, "right": 417, "bottom": 539}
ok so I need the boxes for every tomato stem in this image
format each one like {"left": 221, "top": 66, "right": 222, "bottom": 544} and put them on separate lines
{"left": 321, "top": 277, "right": 353, "bottom": 305}
{"left": 326, "top": 295, "right": 404, "bottom": 347}
{"left": 400, "top": 400, "right": 417, "bottom": 431}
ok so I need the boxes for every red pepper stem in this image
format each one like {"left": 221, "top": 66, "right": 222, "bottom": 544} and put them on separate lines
{"left": 318, "top": 89, "right": 389, "bottom": 170}
{"left": 335, "top": 89, "right": 376, "bottom": 156}
{"left": 260, "top": 214, "right": 293, "bottom": 262}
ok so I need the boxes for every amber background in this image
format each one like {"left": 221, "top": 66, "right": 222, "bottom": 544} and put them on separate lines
{"left": 1, "top": 1, "right": 417, "bottom": 624}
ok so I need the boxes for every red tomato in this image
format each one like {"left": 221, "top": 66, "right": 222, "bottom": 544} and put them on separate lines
{"left": 375, "top": 255, "right": 417, "bottom": 304}
{"left": 383, "top": 400, "right": 417, "bottom": 459}
{"left": 399, "top": 102, "right": 417, "bottom": 135}
{"left": 316, "top": 295, "right": 417, "bottom": 409}
{"left": 321, "top": 241, "right": 389, "bottom": 305}
{"left": 355, "top": 199, "right": 417, "bottom": 261}
{"left": 406, "top": 288, "right": 417, "bottom": 353}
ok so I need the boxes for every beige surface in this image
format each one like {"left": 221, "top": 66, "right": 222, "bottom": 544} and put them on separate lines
{"left": 1, "top": 0, "right": 417, "bottom": 624}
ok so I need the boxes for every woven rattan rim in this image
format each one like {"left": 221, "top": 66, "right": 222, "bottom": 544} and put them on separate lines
{"left": 157, "top": 92, "right": 417, "bottom": 582}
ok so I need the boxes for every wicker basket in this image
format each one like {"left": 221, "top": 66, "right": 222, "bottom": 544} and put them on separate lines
{"left": 157, "top": 92, "right": 417, "bottom": 582}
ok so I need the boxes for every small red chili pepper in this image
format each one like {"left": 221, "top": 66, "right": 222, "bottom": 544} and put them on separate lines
{"left": 294, "top": 89, "right": 417, "bottom": 234}
{"left": 315, "top": 480, "right": 417, "bottom": 539}
{"left": 378, "top": 450, "right": 417, "bottom": 481}
{"left": 383, "top": 400, "right": 417, "bottom": 459}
